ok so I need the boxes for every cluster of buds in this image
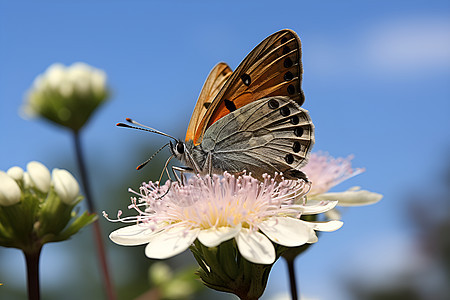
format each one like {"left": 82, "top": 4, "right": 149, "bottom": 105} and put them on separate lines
{"left": 22, "top": 62, "right": 109, "bottom": 131}
{"left": 0, "top": 161, "right": 96, "bottom": 251}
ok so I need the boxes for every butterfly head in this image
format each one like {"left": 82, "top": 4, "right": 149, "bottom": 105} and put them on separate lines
{"left": 169, "top": 140, "right": 186, "bottom": 159}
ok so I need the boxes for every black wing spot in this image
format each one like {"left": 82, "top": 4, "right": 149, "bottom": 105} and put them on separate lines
{"left": 293, "top": 141, "right": 301, "bottom": 153}
{"left": 283, "top": 46, "right": 291, "bottom": 55}
{"left": 224, "top": 99, "right": 237, "bottom": 112}
{"left": 287, "top": 84, "right": 295, "bottom": 95}
{"left": 268, "top": 99, "right": 279, "bottom": 109}
{"left": 280, "top": 106, "right": 290, "bottom": 116}
{"left": 290, "top": 115, "right": 299, "bottom": 125}
{"left": 240, "top": 73, "right": 251, "bottom": 86}
{"left": 284, "top": 71, "right": 294, "bottom": 81}
{"left": 285, "top": 153, "right": 294, "bottom": 164}
{"left": 294, "top": 127, "right": 304, "bottom": 137}
{"left": 203, "top": 102, "right": 211, "bottom": 109}
{"left": 284, "top": 57, "right": 293, "bottom": 68}
{"left": 281, "top": 37, "right": 288, "bottom": 44}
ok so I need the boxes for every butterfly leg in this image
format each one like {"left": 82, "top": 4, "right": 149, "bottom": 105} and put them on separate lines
{"left": 172, "top": 166, "right": 193, "bottom": 185}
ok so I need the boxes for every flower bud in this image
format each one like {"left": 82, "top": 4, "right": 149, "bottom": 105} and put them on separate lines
{"left": 7, "top": 166, "right": 24, "bottom": 181}
{"left": 0, "top": 171, "right": 21, "bottom": 206}
{"left": 22, "top": 62, "right": 109, "bottom": 131}
{"left": 26, "top": 161, "right": 51, "bottom": 193}
{"left": 52, "top": 168, "right": 80, "bottom": 205}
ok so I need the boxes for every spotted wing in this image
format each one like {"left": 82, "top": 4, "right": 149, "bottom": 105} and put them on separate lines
{"left": 185, "top": 63, "right": 233, "bottom": 142}
{"left": 192, "top": 29, "right": 304, "bottom": 145}
{"left": 199, "top": 96, "right": 314, "bottom": 180}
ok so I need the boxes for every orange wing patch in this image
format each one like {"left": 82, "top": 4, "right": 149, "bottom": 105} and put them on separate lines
{"left": 192, "top": 30, "right": 304, "bottom": 145}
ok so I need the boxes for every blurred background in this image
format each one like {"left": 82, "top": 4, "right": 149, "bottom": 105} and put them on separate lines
{"left": 1, "top": 0, "right": 449, "bottom": 299}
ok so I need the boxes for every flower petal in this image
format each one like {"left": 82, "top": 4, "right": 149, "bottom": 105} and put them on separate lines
{"left": 109, "top": 223, "right": 165, "bottom": 246}
{"left": 7, "top": 166, "right": 24, "bottom": 181}
{"left": 27, "top": 161, "right": 51, "bottom": 193}
{"left": 313, "top": 188, "right": 383, "bottom": 207}
{"left": 235, "top": 228, "right": 275, "bottom": 264}
{"left": 145, "top": 226, "right": 200, "bottom": 259}
{"left": 52, "top": 168, "right": 80, "bottom": 205}
{"left": 302, "top": 220, "right": 343, "bottom": 232}
{"left": 259, "top": 217, "right": 310, "bottom": 247}
{"left": 301, "top": 199, "right": 338, "bottom": 215}
{"left": 198, "top": 225, "right": 241, "bottom": 247}
{"left": 0, "top": 171, "right": 21, "bottom": 206}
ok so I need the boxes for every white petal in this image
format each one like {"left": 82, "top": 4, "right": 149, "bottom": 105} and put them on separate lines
{"left": 52, "top": 168, "right": 80, "bottom": 205}
{"left": 235, "top": 228, "right": 275, "bottom": 264}
{"left": 307, "top": 230, "right": 318, "bottom": 243}
{"left": 109, "top": 223, "right": 165, "bottom": 246}
{"left": 259, "top": 217, "right": 310, "bottom": 247}
{"left": 0, "top": 171, "right": 21, "bottom": 206}
{"left": 197, "top": 225, "right": 241, "bottom": 247}
{"left": 145, "top": 226, "right": 200, "bottom": 259}
{"left": 313, "top": 189, "right": 383, "bottom": 207}
{"left": 7, "top": 166, "right": 24, "bottom": 181}
{"left": 301, "top": 199, "right": 338, "bottom": 215}
{"left": 302, "top": 220, "right": 343, "bottom": 232}
{"left": 27, "top": 161, "right": 51, "bottom": 193}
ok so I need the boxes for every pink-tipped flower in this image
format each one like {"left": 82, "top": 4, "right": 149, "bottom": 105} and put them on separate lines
{"left": 302, "top": 152, "right": 382, "bottom": 218}
{"left": 105, "top": 173, "right": 342, "bottom": 265}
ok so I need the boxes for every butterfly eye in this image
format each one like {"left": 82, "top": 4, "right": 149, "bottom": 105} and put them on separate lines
{"left": 176, "top": 142, "right": 185, "bottom": 154}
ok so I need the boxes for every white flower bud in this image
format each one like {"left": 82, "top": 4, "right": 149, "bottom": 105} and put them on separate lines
{"left": 0, "top": 171, "right": 21, "bottom": 206}
{"left": 7, "top": 166, "right": 24, "bottom": 181}
{"left": 26, "top": 161, "right": 51, "bottom": 193}
{"left": 22, "top": 62, "right": 109, "bottom": 131}
{"left": 52, "top": 168, "right": 80, "bottom": 205}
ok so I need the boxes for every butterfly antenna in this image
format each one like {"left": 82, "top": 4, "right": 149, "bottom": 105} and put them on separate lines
{"left": 116, "top": 118, "right": 178, "bottom": 141}
{"left": 136, "top": 143, "right": 170, "bottom": 170}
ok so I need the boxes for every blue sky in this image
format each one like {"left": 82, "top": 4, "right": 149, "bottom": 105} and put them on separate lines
{"left": 1, "top": 1, "right": 449, "bottom": 299}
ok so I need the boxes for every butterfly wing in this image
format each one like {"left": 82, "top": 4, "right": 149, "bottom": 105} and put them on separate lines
{"left": 185, "top": 62, "right": 233, "bottom": 142}
{"left": 193, "top": 29, "right": 304, "bottom": 145}
{"left": 198, "top": 96, "right": 314, "bottom": 180}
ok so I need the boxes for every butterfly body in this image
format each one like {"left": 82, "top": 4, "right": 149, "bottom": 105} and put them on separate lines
{"left": 124, "top": 29, "right": 315, "bottom": 181}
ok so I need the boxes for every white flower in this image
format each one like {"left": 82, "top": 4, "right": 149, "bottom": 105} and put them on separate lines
{"left": 105, "top": 173, "right": 342, "bottom": 265}
{"left": 52, "top": 168, "right": 80, "bottom": 205}
{"left": 22, "top": 62, "right": 109, "bottom": 131}
{"left": 302, "top": 152, "right": 382, "bottom": 217}
{"left": 0, "top": 171, "right": 21, "bottom": 206}
{"left": 26, "top": 161, "right": 51, "bottom": 193}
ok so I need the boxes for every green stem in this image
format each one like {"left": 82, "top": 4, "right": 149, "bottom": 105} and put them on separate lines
{"left": 24, "top": 248, "right": 42, "bottom": 300}
{"left": 285, "top": 257, "right": 298, "bottom": 300}
{"left": 73, "top": 130, "right": 116, "bottom": 300}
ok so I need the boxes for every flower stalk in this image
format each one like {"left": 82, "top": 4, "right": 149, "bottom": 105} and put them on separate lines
{"left": 73, "top": 130, "right": 116, "bottom": 300}
{"left": 24, "top": 247, "right": 42, "bottom": 300}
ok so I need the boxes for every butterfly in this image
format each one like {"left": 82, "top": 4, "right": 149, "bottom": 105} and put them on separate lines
{"left": 119, "top": 29, "right": 314, "bottom": 181}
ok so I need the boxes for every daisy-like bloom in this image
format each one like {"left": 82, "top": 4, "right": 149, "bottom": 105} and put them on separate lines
{"left": 302, "top": 152, "right": 382, "bottom": 219}
{"left": 105, "top": 172, "right": 342, "bottom": 265}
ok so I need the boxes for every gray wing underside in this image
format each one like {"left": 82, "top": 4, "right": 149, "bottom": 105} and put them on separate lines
{"left": 200, "top": 96, "right": 314, "bottom": 179}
